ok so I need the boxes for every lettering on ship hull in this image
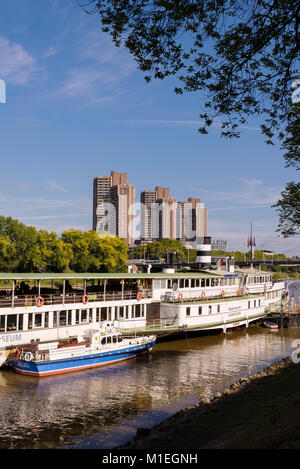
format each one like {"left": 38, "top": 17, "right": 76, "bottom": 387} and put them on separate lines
{"left": 0, "top": 334, "right": 22, "bottom": 344}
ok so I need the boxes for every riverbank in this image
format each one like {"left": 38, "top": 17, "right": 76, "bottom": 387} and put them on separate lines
{"left": 119, "top": 357, "right": 300, "bottom": 449}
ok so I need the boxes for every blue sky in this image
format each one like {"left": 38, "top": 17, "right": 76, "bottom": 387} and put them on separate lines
{"left": 0, "top": 0, "right": 298, "bottom": 255}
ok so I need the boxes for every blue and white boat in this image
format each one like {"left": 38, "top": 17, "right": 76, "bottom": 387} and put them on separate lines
{"left": 12, "top": 323, "right": 156, "bottom": 377}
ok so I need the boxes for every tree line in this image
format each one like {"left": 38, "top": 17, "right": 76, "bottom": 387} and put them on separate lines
{"left": 134, "top": 242, "right": 289, "bottom": 263}
{"left": 0, "top": 216, "right": 128, "bottom": 273}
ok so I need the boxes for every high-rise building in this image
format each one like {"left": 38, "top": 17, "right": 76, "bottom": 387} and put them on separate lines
{"left": 140, "top": 188, "right": 207, "bottom": 244}
{"left": 177, "top": 197, "right": 207, "bottom": 243}
{"left": 140, "top": 186, "right": 177, "bottom": 242}
{"left": 93, "top": 171, "right": 135, "bottom": 245}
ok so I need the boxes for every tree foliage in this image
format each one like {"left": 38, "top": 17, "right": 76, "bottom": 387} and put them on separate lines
{"left": 91, "top": 0, "right": 299, "bottom": 142}
{"left": 0, "top": 216, "right": 128, "bottom": 273}
{"left": 134, "top": 239, "right": 197, "bottom": 262}
{"left": 89, "top": 0, "right": 300, "bottom": 237}
{"left": 272, "top": 181, "right": 300, "bottom": 237}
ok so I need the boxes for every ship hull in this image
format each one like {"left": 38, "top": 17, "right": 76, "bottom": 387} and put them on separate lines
{"left": 13, "top": 340, "right": 156, "bottom": 377}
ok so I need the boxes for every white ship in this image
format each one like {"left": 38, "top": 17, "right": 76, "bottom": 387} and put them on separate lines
{"left": 0, "top": 267, "right": 284, "bottom": 367}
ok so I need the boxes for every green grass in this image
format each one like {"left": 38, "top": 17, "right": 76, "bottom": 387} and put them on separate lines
{"left": 124, "top": 360, "right": 300, "bottom": 449}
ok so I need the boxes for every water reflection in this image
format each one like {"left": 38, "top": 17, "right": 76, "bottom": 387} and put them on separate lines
{"left": 0, "top": 327, "right": 299, "bottom": 449}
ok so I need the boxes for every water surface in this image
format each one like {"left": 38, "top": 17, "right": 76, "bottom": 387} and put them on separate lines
{"left": 0, "top": 325, "right": 299, "bottom": 449}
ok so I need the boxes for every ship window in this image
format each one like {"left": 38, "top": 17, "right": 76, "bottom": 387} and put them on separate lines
{"left": 107, "top": 336, "right": 112, "bottom": 344}
{"left": 60, "top": 311, "right": 67, "bottom": 326}
{"left": 34, "top": 314, "right": 42, "bottom": 328}
{"left": 184, "top": 279, "right": 189, "bottom": 288}
{"left": 168, "top": 279, "right": 172, "bottom": 289}
{"left": 0, "top": 315, "right": 5, "bottom": 332}
{"left": 217, "top": 305, "right": 220, "bottom": 313}
{"left": 191, "top": 279, "right": 195, "bottom": 288}
{"left": 208, "top": 305, "right": 212, "bottom": 314}
{"left": 196, "top": 279, "right": 200, "bottom": 288}
{"left": 28, "top": 313, "right": 33, "bottom": 329}
{"left": 81, "top": 310, "right": 88, "bottom": 323}
{"left": 135, "top": 304, "right": 141, "bottom": 318}
{"left": 153, "top": 280, "right": 160, "bottom": 289}
{"left": 206, "top": 279, "right": 210, "bottom": 287}
{"left": 18, "top": 314, "right": 23, "bottom": 331}
{"left": 248, "top": 301, "right": 251, "bottom": 309}
{"left": 118, "top": 335, "right": 122, "bottom": 343}
{"left": 44, "top": 312, "right": 49, "bottom": 328}
{"left": 101, "top": 337, "right": 106, "bottom": 345}
{"left": 179, "top": 279, "right": 184, "bottom": 288}
{"left": 7, "top": 314, "right": 17, "bottom": 331}
{"left": 119, "top": 306, "right": 124, "bottom": 318}
{"left": 113, "top": 335, "right": 117, "bottom": 343}
{"left": 201, "top": 279, "right": 205, "bottom": 287}
{"left": 186, "top": 307, "right": 190, "bottom": 316}
{"left": 198, "top": 307, "right": 202, "bottom": 315}
{"left": 160, "top": 279, "right": 167, "bottom": 289}
{"left": 75, "top": 311, "right": 80, "bottom": 325}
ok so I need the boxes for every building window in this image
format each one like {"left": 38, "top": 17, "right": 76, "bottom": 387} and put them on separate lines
{"left": 186, "top": 307, "right": 190, "bottom": 316}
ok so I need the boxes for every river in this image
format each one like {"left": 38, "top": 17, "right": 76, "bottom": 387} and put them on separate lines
{"left": 0, "top": 319, "right": 300, "bottom": 449}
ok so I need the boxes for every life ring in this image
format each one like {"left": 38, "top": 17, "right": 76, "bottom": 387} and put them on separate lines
{"left": 178, "top": 293, "right": 183, "bottom": 301}
{"left": 35, "top": 296, "right": 44, "bottom": 307}
{"left": 82, "top": 294, "right": 89, "bottom": 304}
{"left": 24, "top": 352, "right": 33, "bottom": 362}
{"left": 136, "top": 292, "right": 142, "bottom": 301}
{"left": 201, "top": 291, "right": 205, "bottom": 300}
{"left": 221, "top": 290, "right": 225, "bottom": 297}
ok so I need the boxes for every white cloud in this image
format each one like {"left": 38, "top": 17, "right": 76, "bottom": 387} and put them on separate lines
{"left": 0, "top": 36, "right": 38, "bottom": 85}
{"left": 60, "top": 32, "right": 136, "bottom": 100}
{"left": 193, "top": 178, "right": 281, "bottom": 207}
{"left": 46, "top": 180, "right": 68, "bottom": 193}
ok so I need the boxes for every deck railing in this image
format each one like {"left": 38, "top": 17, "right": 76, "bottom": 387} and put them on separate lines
{"left": 0, "top": 289, "right": 152, "bottom": 309}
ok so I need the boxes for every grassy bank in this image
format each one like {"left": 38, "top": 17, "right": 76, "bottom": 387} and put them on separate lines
{"left": 120, "top": 357, "right": 300, "bottom": 449}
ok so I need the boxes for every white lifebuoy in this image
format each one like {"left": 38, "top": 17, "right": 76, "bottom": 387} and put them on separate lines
{"left": 24, "top": 352, "right": 33, "bottom": 362}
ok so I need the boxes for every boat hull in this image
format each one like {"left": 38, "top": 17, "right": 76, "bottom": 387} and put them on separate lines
{"left": 13, "top": 339, "right": 156, "bottom": 377}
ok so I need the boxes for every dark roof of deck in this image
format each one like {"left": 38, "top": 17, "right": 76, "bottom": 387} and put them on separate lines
{"left": 0, "top": 271, "right": 226, "bottom": 281}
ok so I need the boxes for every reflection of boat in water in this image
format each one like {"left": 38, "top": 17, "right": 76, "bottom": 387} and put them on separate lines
{"left": 13, "top": 324, "right": 156, "bottom": 377}
{"left": 263, "top": 321, "right": 279, "bottom": 330}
